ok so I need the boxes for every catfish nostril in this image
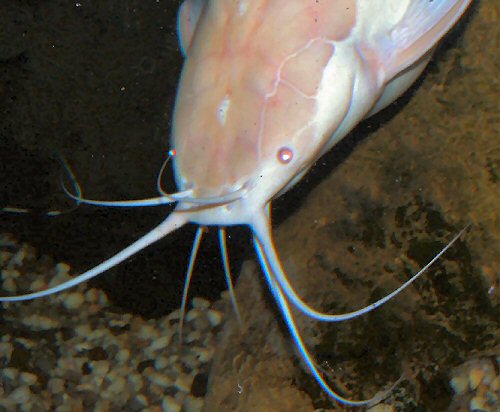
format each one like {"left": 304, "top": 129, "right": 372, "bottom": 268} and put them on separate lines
{"left": 277, "top": 147, "right": 293, "bottom": 164}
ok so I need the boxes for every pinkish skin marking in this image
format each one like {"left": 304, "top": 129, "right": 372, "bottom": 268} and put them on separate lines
{"left": 173, "top": 0, "right": 356, "bottom": 194}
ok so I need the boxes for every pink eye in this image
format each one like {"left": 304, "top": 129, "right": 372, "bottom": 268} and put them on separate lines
{"left": 277, "top": 147, "right": 293, "bottom": 164}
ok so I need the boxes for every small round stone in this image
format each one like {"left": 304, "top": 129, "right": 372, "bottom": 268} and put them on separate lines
{"left": 47, "top": 378, "right": 65, "bottom": 395}
{"left": 116, "top": 349, "right": 130, "bottom": 364}
{"left": 450, "top": 376, "right": 468, "bottom": 395}
{"left": 162, "top": 396, "right": 181, "bottom": 412}
{"left": 10, "top": 386, "right": 31, "bottom": 404}
{"left": 2, "top": 277, "right": 16, "bottom": 293}
{"left": 206, "top": 309, "right": 223, "bottom": 327}
{"left": 183, "top": 395, "right": 204, "bottom": 412}
{"left": 175, "top": 373, "right": 194, "bottom": 393}
{"left": 469, "top": 367, "right": 485, "bottom": 390}
{"left": 19, "top": 372, "right": 38, "bottom": 385}
{"left": 63, "top": 292, "right": 85, "bottom": 310}
{"left": 191, "top": 297, "right": 210, "bottom": 310}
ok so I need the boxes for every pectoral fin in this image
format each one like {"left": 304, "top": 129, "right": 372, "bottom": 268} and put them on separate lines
{"left": 177, "top": 0, "right": 206, "bottom": 56}
{"left": 382, "top": 0, "right": 473, "bottom": 80}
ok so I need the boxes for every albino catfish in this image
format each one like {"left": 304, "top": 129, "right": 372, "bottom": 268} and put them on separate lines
{"left": 1, "top": 0, "right": 473, "bottom": 407}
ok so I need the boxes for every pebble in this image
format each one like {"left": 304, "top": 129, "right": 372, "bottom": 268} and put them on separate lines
{"left": 194, "top": 346, "right": 213, "bottom": 363}
{"left": 162, "top": 396, "right": 182, "bottom": 412}
{"left": 106, "top": 375, "right": 126, "bottom": 395}
{"left": 183, "top": 395, "right": 204, "bottom": 412}
{"left": 92, "top": 360, "right": 110, "bottom": 376}
{"left": 192, "top": 297, "right": 210, "bottom": 310}
{"left": 63, "top": 292, "right": 85, "bottom": 310}
{"left": 2, "top": 367, "right": 19, "bottom": 381}
{"left": 185, "top": 330, "right": 202, "bottom": 343}
{"left": 116, "top": 348, "right": 131, "bottom": 364}
{"left": 154, "top": 356, "right": 170, "bottom": 370}
{"left": 206, "top": 309, "right": 223, "bottom": 327}
{"left": 19, "top": 372, "right": 38, "bottom": 385}
{"left": 367, "top": 404, "right": 394, "bottom": 412}
{"left": 2, "top": 277, "right": 16, "bottom": 293}
{"left": 0, "top": 342, "right": 13, "bottom": 362}
{"left": 0, "top": 235, "right": 224, "bottom": 410}
{"left": 449, "top": 356, "right": 499, "bottom": 412}
{"left": 127, "top": 373, "right": 144, "bottom": 392}
{"left": 10, "top": 386, "right": 31, "bottom": 403}
{"left": 470, "top": 395, "right": 487, "bottom": 410}
{"left": 30, "top": 278, "right": 47, "bottom": 291}
{"left": 469, "top": 367, "right": 485, "bottom": 390}
{"left": 186, "top": 308, "right": 201, "bottom": 322}
{"left": 150, "top": 334, "right": 172, "bottom": 351}
{"left": 47, "top": 377, "right": 65, "bottom": 395}
{"left": 22, "top": 314, "right": 59, "bottom": 330}
{"left": 148, "top": 372, "right": 173, "bottom": 388}
{"left": 450, "top": 376, "right": 468, "bottom": 395}
{"left": 175, "top": 373, "right": 194, "bottom": 393}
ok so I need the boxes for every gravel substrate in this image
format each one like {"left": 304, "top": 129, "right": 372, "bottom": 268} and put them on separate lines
{"left": 0, "top": 233, "right": 224, "bottom": 412}
{"left": 448, "top": 355, "right": 500, "bottom": 412}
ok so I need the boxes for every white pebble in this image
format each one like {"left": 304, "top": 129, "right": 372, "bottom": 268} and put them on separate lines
{"left": 175, "top": 373, "right": 194, "bottom": 393}
{"left": 470, "top": 395, "right": 487, "bottom": 410}
{"left": 150, "top": 334, "right": 172, "bottom": 351}
{"left": 116, "top": 349, "right": 130, "bottom": 364}
{"left": 491, "top": 375, "right": 500, "bottom": 391}
{"left": 450, "top": 376, "right": 468, "bottom": 395}
{"left": 166, "top": 308, "right": 181, "bottom": 322}
{"left": 29, "top": 279, "right": 46, "bottom": 291}
{"left": 10, "top": 386, "right": 31, "bottom": 404}
{"left": 138, "top": 324, "right": 158, "bottom": 340}
{"left": 469, "top": 367, "right": 485, "bottom": 390}
{"left": 22, "top": 314, "right": 59, "bottom": 330}
{"left": 192, "top": 297, "right": 210, "bottom": 310}
{"left": 97, "top": 290, "right": 109, "bottom": 306}
{"left": 92, "top": 360, "right": 110, "bottom": 376}
{"left": 2, "top": 367, "right": 19, "bottom": 380}
{"left": 87, "top": 328, "right": 106, "bottom": 341}
{"left": 206, "top": 309, "right": 223, "bottom": 327}
{"left": 194, "top": 346, "right": 214, "bottom": 363}
{"left": 75, "top": 324, "right": 92, "bottom": 338}
{"left": 185, "top": 330, "right": 201, "bottom": 343}
{"left": 55, "top": 262, "right": 71, "bottom": 277}
{"left": 20, "top": 372, "right": 38, "bottom": 385}
{"left": 63, "top": 292, "right": 85, "bottom": 310}
{"left": 2, "top": 277, "right": 16, "bottom": 293}
{"left": 183, "top": 395, "right": 204, "bottom": 412}
{"left": 367, "top": 404, "right": 394, "bottom": 412}
{"left": 162, "top": 396, "right": 181, "bottom": 412}
{"left": 108, "top": 318, "right": 128, "bottom": 328}
{"left": 186, "top": 308, "right": 201, "bottom": 322}
{"left": 14, "top": 337, "right": 33, "bottom": 349}
{"left": 154, "top": 356, "right": 169, "bottom": 370}
{"left": 0, "top": 342, "right": 13, "bottom": 362}
{"left": 132, "top": 394, "right": 148, "bottom": 408}
{"left": 148, "top": 372, "right": 173, "bottom": 388}
{"left": 10, "top": 246, "right": 28, "bottom": 266}
{"left": 47, "top": 378, "right": 65, "bottom": 394}
{"left": 2, "top": 268, "right": 20, "bottom": 279}
{"left": 106, "top": 375, "right": 126, "bottom": 395}
{"left": 127, "top": 373, "right": 143, "bottom": 392}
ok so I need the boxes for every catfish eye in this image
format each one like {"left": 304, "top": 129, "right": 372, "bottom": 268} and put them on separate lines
{"left": 277, "top": 147, "right": 293, "bottom": 164}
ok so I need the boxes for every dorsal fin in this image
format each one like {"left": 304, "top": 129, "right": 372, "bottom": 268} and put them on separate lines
{"left": 381, "top": 0, "right": 473, "bottom": 80}
{"left": 177, "top": 0, "right": 206, "bottom": 56}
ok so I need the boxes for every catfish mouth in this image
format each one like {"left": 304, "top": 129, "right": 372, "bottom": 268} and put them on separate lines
{"left": 170, "top": 182, "right": 249, "bottom": 207}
